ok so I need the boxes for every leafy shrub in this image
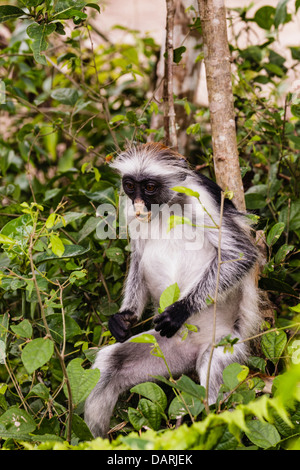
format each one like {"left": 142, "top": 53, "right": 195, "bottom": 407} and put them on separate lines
{"left": 0, "top": 0, "right": 299, "bottom": 450}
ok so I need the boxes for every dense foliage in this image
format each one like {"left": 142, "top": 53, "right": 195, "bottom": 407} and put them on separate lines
{"left": 0, "top": 0, "right": 300, "bottom": 450}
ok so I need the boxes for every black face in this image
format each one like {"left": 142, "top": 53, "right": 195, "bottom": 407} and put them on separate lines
{"left": 122, "top": 176, "right": 164, "bottom": 210}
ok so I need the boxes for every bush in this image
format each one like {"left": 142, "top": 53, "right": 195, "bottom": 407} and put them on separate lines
{"left": 0, "top": 0, "right": 299, "bottom": 450}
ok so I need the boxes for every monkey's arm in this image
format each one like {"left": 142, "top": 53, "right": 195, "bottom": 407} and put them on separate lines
{"left": 109, "top": 247, "right": 149, "bottom": 343}
{"left": 154, "top": 218, "right": 258, "bottom": 338}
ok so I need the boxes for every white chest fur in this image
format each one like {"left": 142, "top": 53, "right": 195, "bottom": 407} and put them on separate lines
{"left": 139, "top": 231, "right": 215, "bottom": 304}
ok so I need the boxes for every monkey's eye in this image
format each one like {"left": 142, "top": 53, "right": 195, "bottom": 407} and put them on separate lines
{"left": 145, "top": 183, "right": 157, "bottom": 193}
{"left": 124, "top": 181, "right": 135, "bottom": 192}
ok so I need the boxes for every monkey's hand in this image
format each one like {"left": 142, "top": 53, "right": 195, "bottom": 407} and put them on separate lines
{"left": 108, "top": 310, "right": 137, "bottom": 343}
{"left": 154, "top": 301, "right": 190, "bottom": 338}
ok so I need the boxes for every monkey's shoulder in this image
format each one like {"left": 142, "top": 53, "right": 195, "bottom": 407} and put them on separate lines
{"left": 193, "top": 172, "right": 236, "bottom": 212}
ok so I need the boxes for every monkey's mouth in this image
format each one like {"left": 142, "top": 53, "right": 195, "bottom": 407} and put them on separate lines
{"left": 135, "top": 211, "right": 151, "bottom": 222}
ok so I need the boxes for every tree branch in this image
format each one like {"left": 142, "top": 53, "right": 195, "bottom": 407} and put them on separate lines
{"left": 164, "top": 0, "right": 178, "bottom": 150}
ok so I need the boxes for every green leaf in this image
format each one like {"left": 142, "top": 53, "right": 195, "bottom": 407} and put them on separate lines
{"left": 159, "top": 282, "right": 180, "bottom": 312}
{"left": 51, "top": 88, "right": 79, "bottom": 106}
{"left": 240, "top": 45, "right": 262, "bottom": 64}
{"left": 264, "top": 62, "right": 285, "bottom": 77}
{"left": 110, "top": 114, "right": 126, "bottom": 124}
{"left": 138, "top": 398, "right": 162, "bottom": 430}
{"left": 223, "top": 363, "right": 246, "bottom": 390}
{"left": 53, "top": 0, "right": 86, "bottom": 18}
{"left": 266, "top": 222, "right": 285, "bottom": 246}
{"left": 52, "top": 211, "right": 85, "bottom": 228}
{"left": 21, "top": 338, "right": 54, "bottom": 374}
{"left": 0, "top": 214, "right": 30, "bottom": 238}
{"left": 36, "top": 244, "right": 89, "bottom": 263}
{"left": 46, "top": 314, "right": 82, "bottom": 343}
{"left": 63, "top": 358, "right": 100, "bottom": 407}
{"left": 259, "top": 277, "right": 298, "bottom": 296}
{"left": 289, "top": 303, "right": 300, "bottom": 313}
{"left": 261, "top": 329, "right": 287, "bottom": 364}
{"left": 245, "top": 420, "right": 281, "bottom": 449}
{"left": 290, "top": 47, "right": 300, "bottom": 61}
{"left": 0, "top": 5, "right": 26, "bottom": 23}
{"left": 169, "top": 391, "right": 204, "bottom": 420}
{"left": 245, "top": 194, "right": 268, "bottom": 210}
{"left": 131, "top": 382, "right": 167, "bottom": 411}
{"left": 27, "top": 23, "right": 56, "bottom": 65}
{"left": 274, "top": 0, "right": 290, "bottom": 28}
{"left": 71, "top": 413, "right": 94, "bottom": 441}
{"left": 173, "top": 46, "right": 186, "bottom": 64}
{"left": 279, "top": 201, "right": 300, "bottom": 231}
{"left": 11, "top": 319, "right": 32, "bottom": 339}
{"left": 78, "top": 216, "right": 99, "bottom": 242}
{"left": 290, "top": 107, "right": 300, "bottom": 121}
{"left": 0, "top": 234, "right": 15, "bottom": 245}
{"left": 247, "top": 356, "right": 266, "bottom": 373}
{"left": 50, "top": 234, "right": 65, "bottom": 257}
{"left": 274, "top": 244, "right": 294, "bottom": 264}
{"left": 26, "top": 383, "right": 50, "bottom": 401}
{"left": 174, "top": 375, "right": 206, "bottom": 400}
{"left": 128, "top": 406, "right": 148, "bottom": 431}
{"left": 86, "top": 3, "right": 101, "bottom": 13}
{"left": 0, "top": 406, "right": 36, "bottom": 436}
{"left": 69, "top": 269, "right": 87, "bottom": 284}
{"left": 45, "top": 213, "right": 57, "bottom": 229}
{"left": 105, "top": 247, "right": 125, "bottom": 265}
{"left": 80, "top": 186, "right": 116, "bottom": 205}
{"left": 167, "top": 215, "right": 193, "bottom": 233}
{"left": 171, "top": 186, "right": 200, "bottom": 198}
{"left": 273, "top": 401, "right": 300, "bottom": 438}
{"left": 253, "top": 6, "right": 275, "bottom": 30}
{"left": 130, "top": 333, "right": 157, "bottom": 344}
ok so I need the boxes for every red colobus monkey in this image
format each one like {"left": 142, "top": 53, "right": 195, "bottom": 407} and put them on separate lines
{"left": 84, "top": 143, "right": 260, "bottom": 437}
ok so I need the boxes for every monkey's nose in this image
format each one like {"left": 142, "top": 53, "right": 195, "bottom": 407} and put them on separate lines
{"left": 134, "top": 198, "right": 146, "bottom": 217}
{"left": 134, "top": 199, "right": 151, "bottom": 222}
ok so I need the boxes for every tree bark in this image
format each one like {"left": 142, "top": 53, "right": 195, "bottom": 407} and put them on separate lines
{"left": 164, "top": 0, "right": 178, "bottom": 150}
{"left": 197, "top": 0, "right": 245, "bottom": 211}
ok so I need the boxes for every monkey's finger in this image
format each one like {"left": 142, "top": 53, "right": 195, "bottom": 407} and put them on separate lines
{"left": 155, "top": 324, "right": 178, "bottom": 338}
{"left": 110, "top": 327, "right": 132, "bottom": 343}
{"left": 154, "top": 319, "right": 172, "bottom": 334}
{"left": 108, "top": 317, "right": 132, "bottom": 343}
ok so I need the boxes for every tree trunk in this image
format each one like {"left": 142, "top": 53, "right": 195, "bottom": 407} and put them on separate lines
{"left": 173, "top": 0, "right": 202, "bottom": 154}
{"left": 197, "top": 0, "right": 245, "bottom": 212}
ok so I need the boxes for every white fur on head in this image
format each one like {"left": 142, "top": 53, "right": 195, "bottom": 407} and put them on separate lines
{"left": 110, "top": 142, "right": 189, "bottom": 178}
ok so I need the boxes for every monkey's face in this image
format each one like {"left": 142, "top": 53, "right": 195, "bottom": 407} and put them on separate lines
{"left": 122, "top": 175, "right": 173, "bottom": 222}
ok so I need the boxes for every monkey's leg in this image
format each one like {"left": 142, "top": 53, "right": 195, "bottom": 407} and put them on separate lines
{"left": 197, "top": 334, "right": 249, "bottom": 404}
{"left": 84, "top": 330, "right": 199, "bottom": 437}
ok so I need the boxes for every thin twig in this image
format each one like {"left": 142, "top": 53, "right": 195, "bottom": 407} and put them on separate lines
{"left": 28, "top": 216, "right": 73, "bottom": 442}
{"left": 204, "top": 191, "right": 225, "bottom": 413}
